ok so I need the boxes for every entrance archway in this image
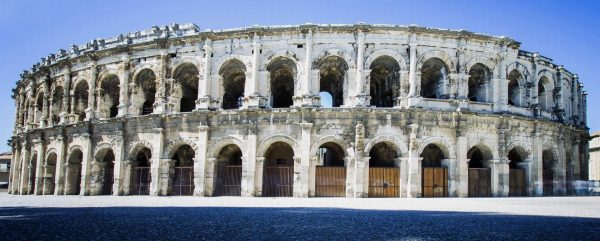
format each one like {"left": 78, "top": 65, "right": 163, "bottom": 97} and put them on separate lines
{"left": 43, "top": 153, "right": 57, "bottom": 195}
{"left": 467, "top": 146, "right": 492, "bottom": 197}
{"left": 28, "top": 153, "right": 38, "bottom": 195}
{"left": 171, "top": 145, "right": 194, "bottom": 196}
{"left": 214, "top": 144, "right": 242, "bottom": 196}
{"left": 315, "top": 142, "right": 346, "bottom": 197}
{"left": 508, "top": 147, "right": 527, "bottom": 196}
{"left": 263, "top": 142, "right": 294, "bottom": 197}
{"left": 130, "top": 147, "right": 151, "bottom": 195}
{"left": 94, "top": 149, "right": 115, "bottom": 195}
{"left": 420, "top": 144, "right": 448, "bottom": 197}
{"left": 542, "top": 149, "right": 556, "bottom": 196}
{"left": 368, "top": 142, "right": 400, "bottom": 197}
{"left": 65, "top": 149, "right": 83, "bottom": 195}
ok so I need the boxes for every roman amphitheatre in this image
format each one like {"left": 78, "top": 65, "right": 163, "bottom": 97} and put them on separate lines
{"left": 8, "top": 23, "right": 589, "bottom": 198}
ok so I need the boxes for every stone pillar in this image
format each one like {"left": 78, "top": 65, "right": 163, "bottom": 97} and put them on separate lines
{"left": 159, "top": 158, "right": 173, "bottom": 196}
{"left": 294, "top": 29, "right": 318, "bottom": 107}
{"left": 254, "top": 157, "right": 264, "bottom": 196}
{"left": 85, "top": 62, "right": 97, "bottom": 121}
{"left": 194, "top": 125, "right": 209, "bottom": 196}
{"left": 19, "top": 144, "right": 30, "bottom": 195}
{"left": 118, "top": 57, "right": 130, "bottom": 117}
{"left": 494, "top": 50, "right": 507, "bottom": 112}
{"left": 54, "top": 135, "right": 66, "bottom": 195}
{"left": 533, "top": 129, "right": 544, "bottom": 196}
{"left": 80, "top": 134, "right": 93, "bottom": 195}
{"left": 407, "top": 36, "right": 418, "bottom": 98}
{"left": 242, "top": 131, "right": 257, "bottom": 197}
{"left": 39, "top": 82, "right": 49, "bottom": 128}
{"left": 490, "top": 159, "right": 509, "bottom": 197}
{"left": 455, "top": 136, "right": 468, "bottom": 197}
{"left": 354, "top": 31, "right": 370, "bottom": 107}
{"left": 407, "top": 124, "right": 420, "bottom": 197}
{"left": 519, "top": 160, "right": 533, "bottom": 196}
{"left": 154, "top": 53, "right": 168, "bottom": 114}
{"left": 399, "top": 157, "right": 409, "bottom": 197}
{"left": 8, "top": 145, "right": 20, "bottom": 194}
{"left": 150, "top": 128, "right": 165, "bottom": 196}
{"left": 34, "top": 139, "right": 46, "bottom": 195}
{"left": 60, "top": 66, "right": 71, "bottom": 124}
{"left": 556, "top": 136, "right": 567, "bottom": 195}
{"left": 112, "top": 135, "right": 125, "bottom": 195}
{"left": 243, "top": 33, "right": 262, "bottom": 109}
{"left": 122, "top": 161, "right": 133, "bottom": 195}
{"left": 196, "top": 39, "right": 213, "bottom": 110}
{"left": 300, "top": 123, "right": 312, "bottom": 197}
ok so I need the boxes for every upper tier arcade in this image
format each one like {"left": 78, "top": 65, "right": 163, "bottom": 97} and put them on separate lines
{"left": 12, "top": 23, "right": 588, "bottom": 134}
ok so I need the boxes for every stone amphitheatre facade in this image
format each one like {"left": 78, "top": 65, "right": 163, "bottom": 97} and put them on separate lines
{"left": 8, "top": 23, "right": 590, "bottom": 198}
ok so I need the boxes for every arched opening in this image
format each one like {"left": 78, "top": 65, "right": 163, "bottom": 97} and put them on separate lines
{"left": 263, "top": 142, "right": 294, "bottom": 197}
{"left": 542, "top": 150, "right": 556, "bottom": 196}
{"left": 538, "top": 76, "right": 553, "bottom": 112}
{"left": 467, "top": 146, "right": 492, "bottom": 197}
{"left": 73, "top": 81, "right": 89, "bottom": 121}
{"left": 98, "top": 75, "right": 120, "bottom": 118}
{"left": 468, "top": 64, "right": 492, "bottom": 102}
{"left": 420, "top": 58, "right": 448, "bottom": 99}
{"left": 214, "top": 144, "right": 242, "bottom": 196}
{"left": 28, "top": 153, "right": 38, "bottom": 195}
{"left": 130, "top": 147, "right": 151, "bottom": 195}
{"left": 65, "top": 149, "right": 83, "bottom": 195}
{"left": 267, "top": 57, "right": 296, "bottom": 108}
{"left": 220, "top": 59, "right": 246, "bottom": 110}
{"left": 51, "top": 86, "right": 64, "bottom": 125}
{"left": 368, "top": 142, "right": 400, "bottom": 197}
{"left": 319, "top": 92, "right": 333, "bottom": 108}
{"left": 133, "top": 69, "right": 157, "bottom": 115}
{"left": 420, "top": 144, "right": 448, "bottom": 197}
{"left": 171, "top": 145, "right": 195, "bottom": 196}
{"left": 369, "top": 56, "right": 400, "bottom": 107}
{"left": 43, "top": 153, "right": 57, "bottom": 195}
{"left": 35, "top": 92, "right": 44, "bottom": 124}
{"left": 315, "top": 142, "right": 346, "bottom": 197}
{"left": 319, "top": 56, "right": 347, "bottom": 107}
{"left": 96, "top": 149, "right": 115, "bottom": 195}
{"left": 174, "top": 63, "right": 199, "bottom": 113}
{"left": 508, "top": 70, "right": 524, "bottom": 107}
{"left": 508, "top": 147, "right": 527, "bottom": 196}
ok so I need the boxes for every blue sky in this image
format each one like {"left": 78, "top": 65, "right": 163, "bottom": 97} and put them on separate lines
{"left": 1, "top": 0, "right": 599, "bottom": 152}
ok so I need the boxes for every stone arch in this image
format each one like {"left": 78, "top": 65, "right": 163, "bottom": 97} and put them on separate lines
{"left": 467, "top": 140, "right": 499, "bottom": 160}
{"left": 67, "top": 145, "right": 84, "bottom": 158}
{"left": 218, "top": 58, "right": 247, "bottom": 109}
{"left": 44, "top": 148, "right": 58, "bottom": 164}
{"left": 128, "top": 140, "right": 154, "bottom": 160}
{"left": 314, "top": 51, "right": 351, "bottom": 107}
{"left": 172, "top": 62, "right": 199, "bottom": 112}
{"left": 93, "top": 142, "right": 115, "bottom": 161}
{"left": 310, "top": 135, "right": 354, "bottom": 158}
{"left": 416, "top": 136, "right": 454, "bottom": 159}
{"left": 96, "top": 69, "right": 121, "bottom": 118}
{"left": 364, "top": 49, "right": 408, "bottom": 70}
{"left": 464, "top": 56, "right": 497, "bottom": 74}
{"left": 505, "top": 61, "right": 531, "bottom": 85}
{"left": 368, "top": 55, "right": 402, "bottom": 107}
{"left": 467, "top": 142, "right": 495, "bottom": 167}
{"left": 131, "top": 64, "right": 158, "bottom": 81}
{"left": 416, "top": 50, "right": 456, "bottom": 73}
{"left": 266, "top": 56, "right": 298, "bottom": 108}
{"left": 261, "top": 49, "right": 301, "bottom": 71}
{"left": 312, "top": 48, "right": 355, "bottom": 69}
{"left": 257, "top": 134, "right": 300, "bottom": 158}
{"left": 537, "top": 69, "right": 556, "bottom": 89}
{"left": 211, "top": 55, "right": 252, "bottom": 75}
{"left": 208, "top": 136, "right": 248, "bottom": 159}
{"left": 96, "top": 68, "right": 120, "bottom": 87}
{"left": 164, "top": 138, "right": 199, "bottom": 159}
{"left": 364, "top": 135, "right": 407, "bottom": 157}
{"left": 506, "top": 141, "right": 532, "bottom": 159}
{"left": 131, "top": 67, "right": 158, "bottom": 115}
{"left": 170, "top": 57, "right": 201, "bottom": 77}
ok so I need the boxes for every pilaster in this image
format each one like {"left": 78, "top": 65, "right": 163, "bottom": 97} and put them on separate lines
{"left": 195, "top": 125, "right": 209, "bottom": 196}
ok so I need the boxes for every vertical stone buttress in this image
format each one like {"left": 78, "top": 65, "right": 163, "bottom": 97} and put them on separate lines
{"left": 195, "top": 125, "right": 209, "bottom": 196}
{"left": 54, "top": 134, "right": 66, "bottom": 195}
{"left": 85, "top": 61, "right": 97, "bottom": 120}
{"left": 118, "top": 56, "right": 130, "bottom": 117}
{"left": 33, "top": 138, "right": 44, "bottom": 195}
{"left": 300, "top": 123, "right": 312, "bottom": 197}
{"left": 196, "top": 39, "right": 212, "bottom": 110}
{"left": 60, "top": 66, "right": 71, "bottom": 124}
{"left": 244, "top": 129, "right": 258, "bottom": 197}
{"left": 354, "top": 31, "right": 369, "bottom": 107}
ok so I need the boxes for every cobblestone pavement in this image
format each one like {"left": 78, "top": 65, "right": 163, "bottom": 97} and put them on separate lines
{"left": 1, "top": 206, "right": 599, "bottom": 240}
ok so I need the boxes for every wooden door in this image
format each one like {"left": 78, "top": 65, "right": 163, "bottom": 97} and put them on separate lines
{"left": 172, "top": 167, "right": 194, "bottom": 196}
{"left": 315, "top": 166, "right": 346, "bottom": 197}
{"left": 263, "top": 166, "right": 293, "bottom": 197}
{"left": 132, "top": 167, "right": 150, "bottom": 195}
{"left": 468, "top": 168, "right": 491, "bottom": 197}
{"left": 214, "top": 165, "right": 242, "bottom": 196}
{"left": 422, "top": 167, "right": 448, "bottom": 197}
{"left": 368, "top": 167, "right": 400, "bottom": 197}
{"left": 509, "top": 169, "right": 526, "bottom": 196}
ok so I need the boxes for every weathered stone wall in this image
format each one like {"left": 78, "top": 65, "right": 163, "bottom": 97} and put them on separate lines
{"left": 8, "top": 23, "right": 589, "bottom": 197}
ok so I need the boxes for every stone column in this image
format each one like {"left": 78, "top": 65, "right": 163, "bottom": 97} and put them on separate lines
{"left": 407, "top": 36, "right": 418, "bottom": 98}
{"left": 354, "top": 31, "right": 370, "bottom": 107}
{"left": 300, "top": 123, "right": 312, "bottom": 197}
{"left": 85, "top": 62, "right": 97, "bottom": 121}
{"left": 60, "top": 66, "right": 71, "bottom": 124}
{"left": 159, "top": 158, "right": 173, "bottom": 196}
{"left": 254, "top": 157, "right": 264, "bottom": 196}
{"left": 196, "top": 39, "right": 213, "bottom": 110}
{"left": 39, "top": 80, "right": 49, "bottom": 128}
{"left": 494, "top": 50, "right": 507, "bottom": 112}
{"left": 118, "top": 57, "right": 130, "bottom": 117}
{"left": 533, "top": 129, "right": 544, "bottom": 196}
{"left": 122, "top": 160, "right": 133, "bottom": 195}
{"left": 30, "top": 139, "right": 45, "bottom": 195}
{"left": 407, "top": 124, "right": 420, "bottom": 197}
{"left": 399, "top": 157, "right": 409, "bottom": 197}
{"left": 556, "top": 136, "right": 567, "bottom": 195}
{"left": 19, "top": 143, "right": 30, "bottom": 195}
{"left": 9, "top": 144, "right": 20, "bottom": 194}
{"left": 80, "top": 133, "right": 93, "bottom": 196}
{"left": 244, "top": 33, "right": 262, "bottom": 109}
{"left": 242, "top": 131, "right": 257, "bottom": 197}
{"left": 150, "top": 128, "right": 165, "bottom": 196}
{"left": 519, "top": 159, "right": 533, "bottom": 196}
{"left": 194, "top": 125, "right": 209, "bottom": 196}
{"left": 154, "top": 53, "right": 168, "bottom": 114}
{"left": 54, "top": 135, "right": 66, "bottom": 195}
{"left": 455, "top": 136, "right": 469, "bottom": 197}
{"left": 112, "top": 135, "right": 125, "bottom": 195}
{"left": 490, "top": 159, "right": 509, "bottom": 197}
{"left": 294, "top": 29, "right": 318, "bottom": 107}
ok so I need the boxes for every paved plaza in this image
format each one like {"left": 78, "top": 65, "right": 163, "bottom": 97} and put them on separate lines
{"left": 0, "top": 195, "right": 599, "bottom": 240}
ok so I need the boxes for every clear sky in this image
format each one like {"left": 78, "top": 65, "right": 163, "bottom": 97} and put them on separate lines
{"left": 1, "top": 0, "right": 599, "bottom": 152}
